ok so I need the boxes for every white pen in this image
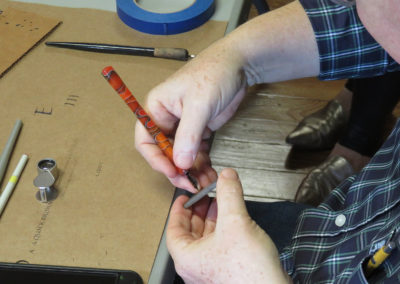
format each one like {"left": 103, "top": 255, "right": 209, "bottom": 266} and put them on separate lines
{"left": 0, "top": 154, "right": 28, "bottom": 216}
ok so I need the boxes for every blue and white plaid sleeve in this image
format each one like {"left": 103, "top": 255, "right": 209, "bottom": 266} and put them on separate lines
{"left": 299, "top": 0, "right": 400, "bottom": 80}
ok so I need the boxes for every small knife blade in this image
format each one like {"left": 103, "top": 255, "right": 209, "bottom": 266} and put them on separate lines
{"left": 184, "top": 181, "right": 217, "bottom": 208}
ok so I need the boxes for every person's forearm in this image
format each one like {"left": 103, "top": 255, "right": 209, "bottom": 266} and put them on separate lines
{"left": 357, "top": 0, "right": 400, "bottom": 62}
{"left": 222, "top": 0, "right": 319, "bottom": 85}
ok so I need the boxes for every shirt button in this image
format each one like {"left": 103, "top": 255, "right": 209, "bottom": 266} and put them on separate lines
{"left": 335, "top": 214, "right": 346, "bottom": 227}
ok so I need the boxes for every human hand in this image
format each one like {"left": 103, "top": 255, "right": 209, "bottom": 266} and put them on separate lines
{"left": 167, "top": 168, "right": 292, "bottom": 284}
{"left": 135, "top": 39, "right": 247, "bottom": 191}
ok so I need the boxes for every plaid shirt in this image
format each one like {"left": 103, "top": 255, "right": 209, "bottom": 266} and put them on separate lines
{"left": 299, "top": 0, "right": 400, "bottom": 80}
{"left": 281, "top": 3, "right": 400, "bottom": 282}
{"left": 280, "top": 119, "right": 400, "bottom": 283}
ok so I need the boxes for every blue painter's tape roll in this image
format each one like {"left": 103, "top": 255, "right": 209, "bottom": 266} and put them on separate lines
{"left": 116, "top": 0, "right": 215, "bottom": 35}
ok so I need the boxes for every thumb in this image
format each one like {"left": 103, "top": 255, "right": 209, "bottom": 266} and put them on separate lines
{"left": 216, "top": 168, "right": 248, "bottom": 217}
{"left": 173, "top": 100, "right": 211, "bottom": 169}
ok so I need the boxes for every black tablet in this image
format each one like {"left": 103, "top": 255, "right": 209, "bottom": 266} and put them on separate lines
{"left": 0, "top": 262, "right": 142, "bottom": 284}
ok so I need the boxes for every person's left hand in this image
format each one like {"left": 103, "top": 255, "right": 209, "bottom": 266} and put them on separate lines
{"left": 167, "top": 168, "right": 292, "bottom": 284}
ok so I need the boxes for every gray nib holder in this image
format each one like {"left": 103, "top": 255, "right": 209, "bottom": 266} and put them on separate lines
{"left": 34, "top": 158, "right": 58, "bottom": 203}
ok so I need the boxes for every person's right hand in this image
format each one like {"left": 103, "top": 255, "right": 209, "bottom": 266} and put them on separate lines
{"left": 135, "top": 38, "right": 248, "bottom": 191}
{"left": 135, "top": 0, "right": 321, "bottom": 191}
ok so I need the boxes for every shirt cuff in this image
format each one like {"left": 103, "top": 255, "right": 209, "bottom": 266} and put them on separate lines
{"left": 298, "top": 0, "right": 400, "bottom": 80}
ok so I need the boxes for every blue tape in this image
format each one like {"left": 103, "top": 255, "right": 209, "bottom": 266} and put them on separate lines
{"left": 116, "top": 0, "right": 215, "bottom": 35}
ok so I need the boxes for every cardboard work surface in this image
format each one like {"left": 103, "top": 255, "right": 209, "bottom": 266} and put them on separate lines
{"left": 0, "top": 1, "right": 227, "bottom": 281}
{"left": 0, "top": 7, "right": 60, "bottom": 77}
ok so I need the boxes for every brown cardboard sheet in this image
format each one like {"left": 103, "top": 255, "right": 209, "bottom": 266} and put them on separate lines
{"left": 0, "top": 1, "right": 227, "bottom": 282}
{"left": 0, "top": 7, "right": 60, "bottom": 77}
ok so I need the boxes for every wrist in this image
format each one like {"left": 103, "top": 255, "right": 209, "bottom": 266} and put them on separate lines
{"left": 222, "top": 1, "right": 320, "bottom": 85}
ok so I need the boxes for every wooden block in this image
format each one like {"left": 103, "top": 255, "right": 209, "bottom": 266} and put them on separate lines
{"left": 212, "top": 165, "right": 304, "bottom": 201}
{"left": 236, "top": 93, "right": 328, "bottom": 122}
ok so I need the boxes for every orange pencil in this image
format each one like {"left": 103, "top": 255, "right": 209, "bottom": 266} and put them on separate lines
{"left": 102, "top": 66, "right": 185, "bottom": 175}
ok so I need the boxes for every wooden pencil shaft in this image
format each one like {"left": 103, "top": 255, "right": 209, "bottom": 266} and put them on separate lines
{"left": 102, "top": 66, "right": 185, "bottom": 175}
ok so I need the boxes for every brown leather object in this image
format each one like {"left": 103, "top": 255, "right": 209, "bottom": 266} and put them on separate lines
{"left": 286, "top": 100, "right": 348, "bottom": 150}
{"left": 295, "top": 156, "right": 355, "bottom": 207}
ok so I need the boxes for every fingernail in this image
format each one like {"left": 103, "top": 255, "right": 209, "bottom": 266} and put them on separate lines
{"left": 220, "top": 168, "right": 238, "bottom": 179}
{"left": 175, "top": 152, "right": 195, "bottom": 168}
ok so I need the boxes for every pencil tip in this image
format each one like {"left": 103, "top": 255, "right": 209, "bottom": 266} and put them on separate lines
{"left": 186, "top": 173, "right": 200, "bottom": 191}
